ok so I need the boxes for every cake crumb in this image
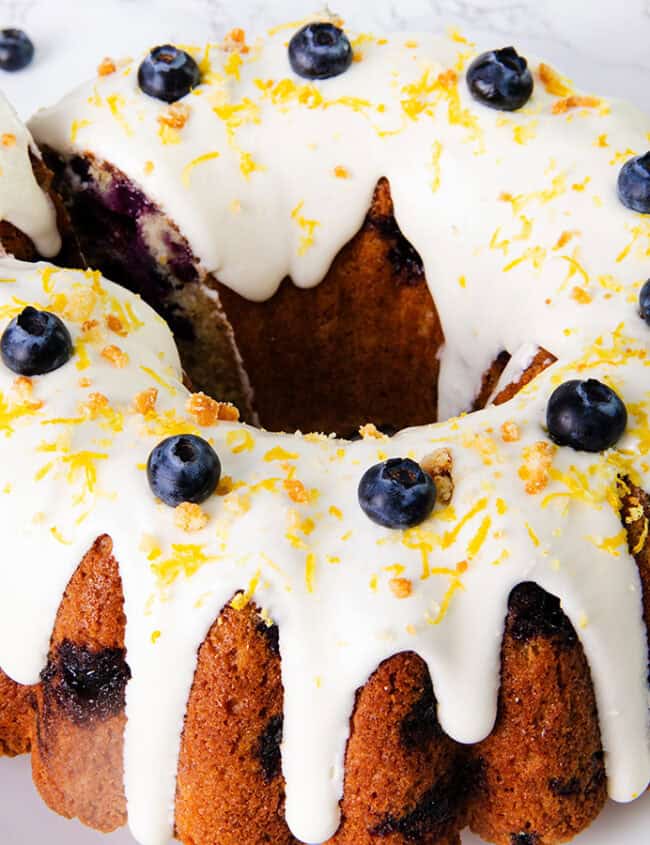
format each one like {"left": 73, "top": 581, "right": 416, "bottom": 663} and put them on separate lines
{"left": 334, "top": 165, "right": 349, "bottom": 179}
{"left": 501, "top": 421, "right": 521, "bottom": 443}
{"left": 81, "top": 319, "right": 103, "bottom": 342}
{"left": 106, "top": 314, "right": 128, "bottom": 336}
{"left": 389, "top": 577, "right": 413, "bottom": 599}
{"left": 11, "top": 376, "right": 43, "bottom": 410}
{"left": 158, "top": 102, "right": 191, "bottom": 130}
{"left": 174, "top": 502, "right": 209, "bottom": 532}
{"left": 1, "top": 133, "right": 16, "bottom": 147}
{"left": 223, "top": 27, "right": 250, "bottom": 54}
{"left": 359, "top": 422, "right": 388, "bottom": 440}
{"left": 97, "top": 57, "right": 117, "bottom": 76}
{"left": 61, "top": 288, "right": 97, "bottom": 322}
{"left": 519, "top": 441, "right": 556, "bottom": 494}
{"left": 82, "top": 392, "right": 109, "bottom": 419}
{"left": 420, "top": 448, "right": 454, "bottom": 504}
{"left": 186, "top": 392, "right": 240, "bottom": 425}
{"left": 134, "top": 387, "right": 158, "bottom": 416}
{"left": 101, "top": 345, "right": 129, "bottom": 368}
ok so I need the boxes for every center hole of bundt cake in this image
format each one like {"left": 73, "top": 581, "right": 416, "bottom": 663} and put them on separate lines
{"left": 47, "top": 157, "right": 555, "bottom": 435}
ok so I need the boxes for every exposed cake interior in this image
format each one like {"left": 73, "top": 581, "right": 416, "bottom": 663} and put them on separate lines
{"left": 44, "top": 155, "right": 452, "bottom": 434}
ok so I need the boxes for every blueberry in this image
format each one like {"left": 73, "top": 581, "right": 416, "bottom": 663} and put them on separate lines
{"left": 640, "top": 279, "right": 650, "bottom": 325}
{"left": 147, "top": 434, "right": 221, "bottom": 506}
{"left": 137, "top": 45, "right": 200, "bottom": 103}
{"left": 618, "top": 153, "right": 650, "bottom": 213}
{"left": 466, "top": 47, "right": 533, "bottom": 111}
{"left": 1, "top": 307, "right": 73, "bottom": 376}
{"left": 288, "top": 22, "right": 353, "bottom": 80}
{"left": 358, "top": 457, "right": 436, "bottom": 529}
{"left": 0, "top": 29, "right": 34, "bottom": 72}
{"left": 546, "top": 379, "right": 627, "bottom": 452}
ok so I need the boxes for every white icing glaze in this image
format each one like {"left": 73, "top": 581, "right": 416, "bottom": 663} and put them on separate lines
{"left": 26, "top": 25, "right": 650, "bottom": 415}
{"left": 0, "top": 91, "right": 60, "bottom": 258}
{"left": 0, "top": 257, "right": 647, "bottom": 845}
{"left": 10, "top": 19, "right": 650, "bottom": 844}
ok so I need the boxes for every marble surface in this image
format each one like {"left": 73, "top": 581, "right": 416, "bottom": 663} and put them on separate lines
{"left": 0, "top": 1, "right": 649, "bottom": 843}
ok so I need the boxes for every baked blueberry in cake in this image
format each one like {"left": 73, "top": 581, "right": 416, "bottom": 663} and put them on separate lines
{"left": 0, "top": 16, "right": 644, "bottom": 845}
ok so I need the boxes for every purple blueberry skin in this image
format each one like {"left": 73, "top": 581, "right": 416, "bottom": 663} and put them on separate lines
{"left": 358, "top": 457, "right": 436, "bottom": 529}
{"left": 137, "top": 45, "right": 201, "bottom": 103}
{"left": 288, "top": 22, "right": 353, "bottom": 80}
{"left": 466, "top": 47, "right": 533, "bottom": 111}
{"left": 618, "top": 152, "right": 650, "bottom": 214}
{"left": 1, "top": 307, "right": 73, "bottom": 376}
{"left": 0, "top": 29, "right": 34, "bottom": 72}
{"left": 546, "top": 379, "right": 627, "bottom": 453}
{"left": 147, "top": 434, "right": 221, "bottom": 507}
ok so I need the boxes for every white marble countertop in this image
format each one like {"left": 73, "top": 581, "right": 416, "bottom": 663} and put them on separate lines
{"left": 1, "top": 0, "right": 650, "bottom": 116}
{"left": 0, "top": 1, "right": 649, "bottom": 844}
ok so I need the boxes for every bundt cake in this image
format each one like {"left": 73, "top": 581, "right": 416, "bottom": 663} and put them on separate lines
{"left": 0, "top": 15, "right": 647, "bottom": 845}
{"left": 0, "top": 91, "right": 79, "bottom": 265}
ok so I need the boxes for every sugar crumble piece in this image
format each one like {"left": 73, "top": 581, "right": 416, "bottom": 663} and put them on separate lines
{"left": 134, "top": 387, "right": 158, "bottom": 416}
{"left": 101, "top": 345, "right": 129, "bottom": 368}
{"left": 389, "top": 577, "right": 413, "bottom": 599}
{"left": 334, "top": 165, "right": 349, "bottom": 179}
{"left": 420, "top": 447, "right": 454, "bottom": 504}
{"left": 174, "top": 502, "right": 209, "bottom": 532}
{"left": 1, "top": 133, "right": 16, "bottom": 148}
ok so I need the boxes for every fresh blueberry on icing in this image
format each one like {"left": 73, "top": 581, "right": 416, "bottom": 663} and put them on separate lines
{"left": 0, "top": 29, "right": 34, "bottom": 72}
{"left": 466, "top": 47, "right": 533, "bottom": 111}
{"left": 618, "top": 153, "right": 650, "bottom": 213}
{"left": 288, "top": 22, "right": 353, "bottom": 80}
{"left": 147, "top": 434, "right": 221, "bottom": 507}
{"left": 546, "top": 379, "right": 627, "bottom": 453}
{"left": 137, "top": 45, "right": 201, "bottom": 103}
{"left": 358, "top": 457, "right": 436, "bottom": 529}
{"left": 639, "top": 279, "right": 650, "bottom": 325}
{"left": 1, "top": 307, "right": 73, "bottom": 376}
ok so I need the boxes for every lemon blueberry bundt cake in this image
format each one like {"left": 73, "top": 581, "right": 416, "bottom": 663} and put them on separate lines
{"left": 0, "top": 16, "right": 648, "bottom": 845}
